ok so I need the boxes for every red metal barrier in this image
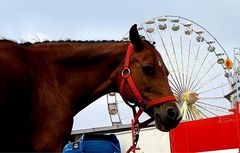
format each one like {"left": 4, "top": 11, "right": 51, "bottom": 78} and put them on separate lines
{"left": 170, "top": 105, "right": 240, "bottom": 153}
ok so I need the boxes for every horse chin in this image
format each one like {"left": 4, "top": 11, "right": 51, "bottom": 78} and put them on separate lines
{"left": 156, "top": 125, "right": 170, "bottom": 132}
{"left": 154, "top": 115, "right": 181, "bottom": 132}
{"left": 154, "top": 118, "right": 171, "bottom": 132}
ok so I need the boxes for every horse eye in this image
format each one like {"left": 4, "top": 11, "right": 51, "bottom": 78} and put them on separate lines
{"left": 142, "top": 64, "right": 155, "bottom": 75}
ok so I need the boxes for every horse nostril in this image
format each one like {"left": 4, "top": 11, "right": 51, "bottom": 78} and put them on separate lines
{"left": 166, "top": 107, "right": 178, "bottom": 121}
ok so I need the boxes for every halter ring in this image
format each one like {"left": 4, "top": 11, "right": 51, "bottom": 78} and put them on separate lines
{"left": 121, "top": 67, "right": 131, "bottom": 78}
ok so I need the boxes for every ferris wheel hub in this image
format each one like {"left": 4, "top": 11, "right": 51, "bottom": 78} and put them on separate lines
{"left": 181, "top": 91, "right": 199, "bottom": 105}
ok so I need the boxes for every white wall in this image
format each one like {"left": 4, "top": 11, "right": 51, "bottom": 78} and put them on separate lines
{"left": 115, "top": 127, "right": 170, "bottom": 153}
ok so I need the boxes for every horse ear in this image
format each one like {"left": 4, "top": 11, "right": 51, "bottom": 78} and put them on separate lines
{"left": 129, "top": 24, "right": 143, "bottom": 50}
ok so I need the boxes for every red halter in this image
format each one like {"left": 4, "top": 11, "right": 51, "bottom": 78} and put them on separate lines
{"left": 119, "top": 43, "right": 176, "bottom": 153}
{"left": 119, "top": 43, "right": 176, "bottom": 112}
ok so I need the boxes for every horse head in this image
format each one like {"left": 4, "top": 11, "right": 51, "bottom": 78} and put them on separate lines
{"left": 118, "top": 24, "right": 182, "bottom": 131}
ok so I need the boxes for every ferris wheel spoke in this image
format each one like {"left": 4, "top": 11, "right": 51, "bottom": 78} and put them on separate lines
{"left": 199, "top": 96, "right": 225, "bottom": 100}
{"left": 195, "top": 103, "right": 218, "bottom": 116}
{"left": 194, "top": 73, "right": 222, "bottom": 92}
{"left": 172, "top": 90, "right": 179, "bottom": 97}
{"left": 159, "top": 35, "right": 182, "bottom": 90}
{"left": 198, "top": 83, "right": 228, "bottom": 94}
{"left": 185, "top": 111, "right": 190, "bottom": 120}
{"left": 194, "top": 106, "right": 208, "bottom": 118}
{"left": 173, "top": 92, "right": 179, "bottom": 97}
{"left": 188, "top": 103, "right": 206, "bottom": 119}
{"left": 196, "top": 101, "right": 230, "bottom": 114}
{"left": 187, "top": 106, "right": 197, "bottom": 120}
{"left": 190, "top": 62, "right": 216, "bottom": 91}
{"left": 186, "top": 42, "right": 202, "bottom": 90}
{"left": 170, "top": 35, "right": 183, "bottom": 88}
{"left": 154, "top": 22, "right": 182, "bottom": 90}
{"left": 188, "top": 52, "right": 209, "bottom": 90}
{"left": 180, "top": 35, "right": 185, "bottom": 90}
{"left": 185, "top": 39, "right": 192, "bottom": 91}
{"left": 148, "top": 32, "right": 155, "bottom": 43}
{"left": 169, "top": 76, "right": 181, "bottom": 94}
{"left": 196, "top": 100, "right": 229, "bottom": 111}
{"left": 187, "top": 106, "right": 194, "bottom": 120}
{"left": 169, "top": 80, "right": 179, "bottom": 94}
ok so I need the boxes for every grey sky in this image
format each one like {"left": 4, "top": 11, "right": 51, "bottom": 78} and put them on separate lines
{"left": 1, "top": 0, "right": 239, "bottom": 130}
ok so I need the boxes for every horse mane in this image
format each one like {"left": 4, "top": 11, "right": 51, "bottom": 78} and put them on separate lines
{"left": 19, "top": 40, "right": 125, "bottom": 46}
{"left": 0, "top": 38, "right": 155, "bottom": 49}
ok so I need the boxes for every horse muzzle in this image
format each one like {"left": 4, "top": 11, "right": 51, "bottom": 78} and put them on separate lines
{"left": 152, "top": 101, "right": 182, "bottom": 132}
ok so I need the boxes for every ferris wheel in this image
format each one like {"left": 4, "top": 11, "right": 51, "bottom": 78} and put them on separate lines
{"left": 107, "top": 15, "right": 233, "bottom": 123}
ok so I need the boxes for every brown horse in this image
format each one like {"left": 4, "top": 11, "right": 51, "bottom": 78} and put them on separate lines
{"left": 0, "top": 24, "right": 181, "bottom": 152}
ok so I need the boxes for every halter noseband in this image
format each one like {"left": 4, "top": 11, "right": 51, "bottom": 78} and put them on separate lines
{"left": 119, "top": 43, "right": 176, "bottom": 153}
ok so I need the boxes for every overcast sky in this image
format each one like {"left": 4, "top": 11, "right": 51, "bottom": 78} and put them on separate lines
{"left": 1, "top": 0, "right": 240, "bottom": 130}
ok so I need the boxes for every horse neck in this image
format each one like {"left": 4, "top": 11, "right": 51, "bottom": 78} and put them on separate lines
{"left": 30, "top": 41, "right": 128, "bottom": 114}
